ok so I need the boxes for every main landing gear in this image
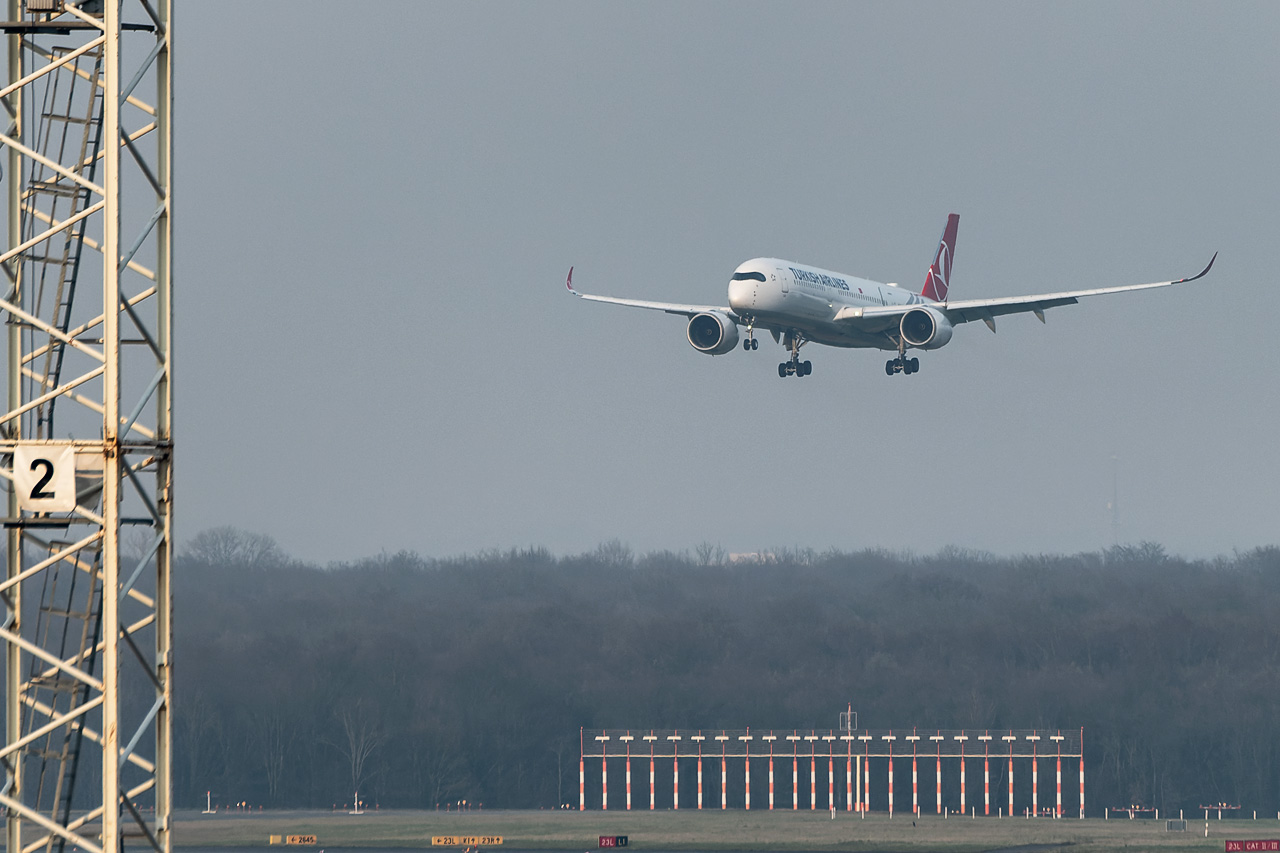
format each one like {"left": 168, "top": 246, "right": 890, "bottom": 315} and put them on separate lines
{"left": 779, "top": 360, "right": 812, "bottom": 377}
{"left": 885, "top": 337, "right": 920, "bottom": 376}
{"left": 778, "top": 332, "right": 812, "bottom": 378}
{"left": 885, "top": 356, "right": 920, "bottom": 376}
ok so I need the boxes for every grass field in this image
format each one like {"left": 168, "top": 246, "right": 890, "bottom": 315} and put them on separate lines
{"left": 173, "top": 808, "right": 1280, "bottom": 853}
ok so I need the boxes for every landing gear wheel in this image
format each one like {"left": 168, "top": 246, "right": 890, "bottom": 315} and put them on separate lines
{"left": 886, "top": 360, "right": 896, "bottom": 376}
{"left": 778, "top": 363, "right": 788, "bottom": 378}
{"left": 909, "top": 357, "right": 919, "bottom": 374}
{"left": 780, "top": 331, "right": 810, "bottom": 378}
{"left": 751, "top": 338, "right": 759, "bottom": 350}
{"left": 743, "top": 339, "right": 751, "bottom": 351}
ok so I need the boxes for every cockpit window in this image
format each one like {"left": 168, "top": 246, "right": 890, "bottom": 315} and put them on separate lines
{"left": 732, "top": 271, "right": 766, "bottom": 282}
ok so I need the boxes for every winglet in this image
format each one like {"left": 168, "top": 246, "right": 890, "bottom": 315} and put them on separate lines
{"left": 1176, "top": 252, "right": 1216, "bottom": 284}
{"left": 566, "top": 266, "right": 577, "bottom": 294}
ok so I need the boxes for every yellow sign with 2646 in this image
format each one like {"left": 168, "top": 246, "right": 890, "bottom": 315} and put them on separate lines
{"left": 431, "top": 838, "right": 502, "bottom": 846}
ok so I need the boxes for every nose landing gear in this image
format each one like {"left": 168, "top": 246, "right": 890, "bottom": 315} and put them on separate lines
{"left": 741, "top": 318, "right": 760, "bottom": 351}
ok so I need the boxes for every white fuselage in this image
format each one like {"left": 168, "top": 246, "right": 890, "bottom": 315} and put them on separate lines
{"left": 727, "top": 257, "right": 933, "bottom": 350}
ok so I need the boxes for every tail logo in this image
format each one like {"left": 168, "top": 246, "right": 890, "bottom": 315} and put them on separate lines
{"left": 926, "top": 243, "right": 951, "bottom": 302}
{"left": 922, "top": 213, "right": 959, "bottom": 302}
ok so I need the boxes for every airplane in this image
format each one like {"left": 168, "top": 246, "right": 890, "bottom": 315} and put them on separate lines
{"left": 565, "top": 214, "right": 1216, "bottom": 378}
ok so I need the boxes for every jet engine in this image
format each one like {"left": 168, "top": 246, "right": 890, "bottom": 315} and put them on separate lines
{"left": 686, "top": 312, "right": 740, "bottom": 355}
{"left": 900, "top": 307, "right": 954, "bottom": 349}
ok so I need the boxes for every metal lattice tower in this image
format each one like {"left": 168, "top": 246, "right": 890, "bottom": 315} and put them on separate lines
{"left": 0, "top": 5, "right": 172, "bottom": 853}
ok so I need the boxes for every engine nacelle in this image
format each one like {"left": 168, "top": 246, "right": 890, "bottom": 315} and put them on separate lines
{"left": 900, "top": 307, "right": 954, "bottom": 349}
{"left": 686, "top": 311, "right": 740, "bottom": 355}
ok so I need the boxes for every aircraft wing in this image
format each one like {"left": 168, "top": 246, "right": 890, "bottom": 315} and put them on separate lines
{"left": 839, "top": 254, "right": 1216, "bottom": 329}
{"left": 943, "top": 253, "right": 1216, "bottom": 325}
{"left": 565, "top": 267, "right": 738, "bottom": 320}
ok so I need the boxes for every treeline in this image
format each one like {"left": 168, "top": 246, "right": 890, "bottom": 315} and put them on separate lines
{"left": 174, "top": 531, "right": 1280, "bottom": 815}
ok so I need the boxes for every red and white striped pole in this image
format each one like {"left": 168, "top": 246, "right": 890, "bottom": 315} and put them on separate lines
{"left": 958, "top": 736, "right": 967, "bottom": 816}
{"left": 720, "top": 752, "right": 727, "bottom": 810}
{"left": 888, "top": 740, "right": 895, "bottom": 817}
{"left": 810, "top": 754, "right": 817, "bottom": 811}
{"left": 982, "top": 734, "right": 992, "bottom": 816}
{"left": 936, "top": 735, "right": 943, "bottom": 815}
{"left": 1056, "top": 755, "right": 1062, "bottom": 818}
{"left": 693, "top": 737, "right": 702, "bottom": 810}
{"left": 936, "top": 756, "right": 942, "bottom": 814}
{"left": 912, "top": 752, "right": 918, "bottom": 816}
{"left": 827, "top": 755, "right": 834, "bottom": 812}
{"left": 908, "top": 733, "right": 919, "bottom": 817}
{"left": 984, "top": 753, "right": 990, "bottom": 815}
{"left": 745, "top": 753, "right": 752, "bottom": 811}
{"left": 579, "top": 729, "right": 585, "bottom": 811}
{"left": 696, "top": 754, "right": 703, "bottom": 810}
{"left": 1078, "top": 728, "right": 1085, "bottom": 819}
{"left": 1031, "top": 736, "right": 1039, "bottom": 817}
{"left": 649, "top": 752, "right": 655, "bottom": 811}
{"left": 602, "top": 754, "right": 608, "bottom": 811}
{"left": 625, "top": 749, "right": 632, "bottom": 811}
{"left": 769, "top": 749, "right": 775, "bottom": 810}
{"left": 863, "top": 741, "right": 870, "bottom": 814}
{"left": 1008, "top": 742, "right": 1014, "bottom": 817}
{"left": 673, "top": 752, "right": 679, "bottom": 811}
{"left": 1032, "top": 755, "right": 1037, "bottom": 816}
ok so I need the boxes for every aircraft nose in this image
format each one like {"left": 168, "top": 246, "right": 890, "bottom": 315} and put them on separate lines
{"left": 727, "top": 279, "right": 754, "bottom": 309}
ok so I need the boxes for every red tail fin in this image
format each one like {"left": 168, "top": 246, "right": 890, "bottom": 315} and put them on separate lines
{"left": 921, "top": 213, "right": 959, "bottom": 302}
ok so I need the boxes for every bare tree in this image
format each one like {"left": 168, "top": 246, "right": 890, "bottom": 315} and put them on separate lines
{"left": 412, "top": 735, "right": 468, "bottom": 807}
{"left": 694, "top": 541, "right": 726, "bottom": 567}
{"left": 175, "top": 687, "right": 223, "bottom": 803}
{"left": 548, "top": 733, "right": 578, "bottom": 807}
{"left": 330, "top": 701, "right": 384, "bottom": 806}
{"left": 252, "top": 706, "right": 297, "bottom": 804}
{"left": 594, "top": 539, "right": 633, "bottom": 568}
{"left": 184, "top": 526, "right": 283, "bottom": 567}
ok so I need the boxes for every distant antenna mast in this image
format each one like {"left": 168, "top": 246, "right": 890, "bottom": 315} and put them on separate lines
{"left": 1107, "top": 455, "right": 1120, "bottom": 546}
{"left": 840, "top": 703, "right": 857, "bottom": 733}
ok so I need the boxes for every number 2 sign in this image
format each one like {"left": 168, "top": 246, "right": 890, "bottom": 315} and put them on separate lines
{"left": 14, "top": 444, "right": 78, "bottom": 512}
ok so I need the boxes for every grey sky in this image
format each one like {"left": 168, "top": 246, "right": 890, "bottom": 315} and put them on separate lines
{"left": 179, "top": 2, "right": 1278, "bottom": 563}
